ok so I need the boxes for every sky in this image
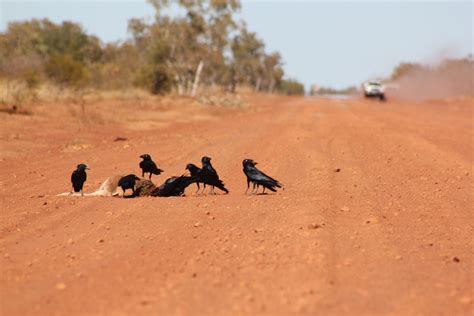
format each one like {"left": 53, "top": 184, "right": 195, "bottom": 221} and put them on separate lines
{"left": 1, "top": 0, "right": 472, "bottom": 89}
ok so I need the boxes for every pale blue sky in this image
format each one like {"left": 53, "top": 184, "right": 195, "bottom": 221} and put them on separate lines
{"left": 1, "top": 0, "right": 472, "bottom": 88}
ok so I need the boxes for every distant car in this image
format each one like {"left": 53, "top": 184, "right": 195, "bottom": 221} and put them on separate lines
{"left": 363, "top": 80, "right": 386, "bottom": 101}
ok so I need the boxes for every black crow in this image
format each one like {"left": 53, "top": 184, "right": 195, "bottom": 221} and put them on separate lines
{"left": 151, "top": 175, "right": 198, "bottom": 197}
{"left": 242, "top": 159, "right": 282, "bottom": 194}
{"left": 139, "top": 154, "right": 163, "bottom": 180}
{"left": 71, "top": 164, "right": 89, "bottom": 196}
{"left": 118, "top": 174, "right": 141, "bottom": 197}
{"left": 185, "top": 163, "right": 204, "bottom": 193}
{"left": 200, "top": 156, "right": 229, "bottom": 194}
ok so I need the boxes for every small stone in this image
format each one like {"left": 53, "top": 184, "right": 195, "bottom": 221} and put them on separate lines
{"left": 341, "top": 206, "right": 350, "bottom": 212}
{"left": 395, "top": 255, "right": 402, "bottom": 260}
{"left": 453, "top": 257, "right": 460, "bottom": 263}
{"left": 205, "top": 211, "right": 211, "bottom": 215}
{"left": 42, "top": 202, "right": 48, "bottom": 206}
{"left": 56, "top": 283, "right": 66, "bottom": 290}
{"left": 67, "top": 238, "right": 73, "bottom": 244}
{"left": 334, "top": 168, "right": 341, "bottom": 172}
{"left": 97, "top": 239, "right": 104, "bottom": 243}
{"left": 194, "top": 222, "right": 201, "bottom": 227}
{"left": 308, "top": 223, "right": 321, "bottom": 229}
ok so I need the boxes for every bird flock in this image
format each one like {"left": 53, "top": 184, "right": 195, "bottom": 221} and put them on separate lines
{"left": 70, "top": 155, "right": 283, "bottom": 197}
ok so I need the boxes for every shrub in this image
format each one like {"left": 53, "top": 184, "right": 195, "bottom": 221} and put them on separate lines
{"left": 22, "top": 69, "right": 42, "bottom": 90}
{"left": 278, "top": 79, "right": 305, "bottom": 96}
{"left": 134, "top": 65, "right": 173, "bottom": 95}
{"left": 45, "top": 53, "right": 89, "bottom": 88}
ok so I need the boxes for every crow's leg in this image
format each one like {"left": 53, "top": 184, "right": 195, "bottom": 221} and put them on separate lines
{"left": 262, "top": 187, "right": 266, "bottom": 194}
{"left": 149, "top": 173, "right": 152, "bottom": 180}
{"left": 251, "top": 183, "right": 257, "bottom": 195}
{"left": 210, "top": 186, "right": 216, "bottom": 195}
{"left": 195, "top": 182, "right": 201, "bottom": 194}
{"left": 81, "top": 189, "right": 84, "bottom": 197}
{"left": 245, "top": 180, "right": 250, "bottom": 194}
{"left": 201, "top": 183, "right": 207, "bottom": 194}
{"left": 142, "top": 171, "right": 145, "bottom": 177}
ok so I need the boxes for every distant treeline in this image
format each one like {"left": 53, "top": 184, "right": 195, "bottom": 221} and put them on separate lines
{"left": 310, "top": 86, "right": 357, "bottom": 96}
{"left": 0, "top": 0, "right": 305, "bottom": 96}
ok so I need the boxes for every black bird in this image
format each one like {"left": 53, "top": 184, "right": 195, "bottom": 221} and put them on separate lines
{"left": 71, "top": 164, "right": 89, "bottom": 196}
{"left": 200, "top": 156, "right": 229, "bottom": 194}
{"left": 242, "top": 159, "right": 282, "bottom": 194}
{"left": 139, "top": 154, "right": 163, "bottom": 180}
{"left": 118, "top": 174, "right": 141, "bottom": 197}
{"left": 151, "top": 175, "right": 198, "bottom": 197}
{"left": 185, "top": 163, "right": 204, "bottom": 193}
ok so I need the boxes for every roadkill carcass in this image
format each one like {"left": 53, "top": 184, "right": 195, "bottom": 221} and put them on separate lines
{"left": 57, "top": 174, "right": 197, "bottom": 198}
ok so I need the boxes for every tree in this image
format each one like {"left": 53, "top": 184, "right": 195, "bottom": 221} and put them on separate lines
{"left": 230, "top": 26, "right": 264, "bottom": 91}
{"left": 278, "top": 79, "right": 305, "bottom": 96}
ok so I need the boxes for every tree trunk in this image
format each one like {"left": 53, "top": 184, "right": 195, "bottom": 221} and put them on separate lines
{"left": 255, "top": 77, "right": 262, "bottom": 92}
{"left": 268, "top": 78, "right": 275, "bottom": 93}
{"left": 191, "top": 60, "right": 204, "bottom": 97}
{"left": 176, "top": 74, "right": 184, "bottom": 95}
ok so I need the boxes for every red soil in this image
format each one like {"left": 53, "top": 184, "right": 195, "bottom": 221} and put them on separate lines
{"left": 0, "top": 95, "right": 472, "bottom": 315}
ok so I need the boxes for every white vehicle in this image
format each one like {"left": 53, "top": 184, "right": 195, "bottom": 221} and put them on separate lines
{"left": 363, "top": 80, "right": 386, "bottom": 101}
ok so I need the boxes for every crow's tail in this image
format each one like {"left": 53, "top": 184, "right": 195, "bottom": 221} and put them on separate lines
{"left": 152, "top": 168, "right": 163, "bottom": 175}
{"left": 216, "top": 181, "right": 229, "bottom": 194}
{"left": 260, "top": 179, "right": 282, "bottom": 192}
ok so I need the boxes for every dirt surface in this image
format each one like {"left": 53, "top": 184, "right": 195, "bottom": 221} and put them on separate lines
{"left": 0, "top": 95, "right": 472, "bottom": 315}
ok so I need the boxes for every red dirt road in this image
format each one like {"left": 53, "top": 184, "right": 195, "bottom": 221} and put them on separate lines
{"left": 0, "top": 95, "right": 472, "bottom": 315}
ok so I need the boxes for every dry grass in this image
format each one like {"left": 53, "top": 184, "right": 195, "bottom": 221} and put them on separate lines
{"left": 0, "top": 80, "right": 250, "bottom": 111}
{"left": 0, "top": 80, "right": 254, "bottom": 132}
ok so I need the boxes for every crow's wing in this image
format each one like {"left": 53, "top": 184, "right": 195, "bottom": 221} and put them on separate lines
{"left": 139, "top": 160, "right": 145, "bottom": 169}
{"left": 71, "top": 170, "right": 86, "bottom": 184}
{"left": 149, "top": 160, "right": 163, "bottom": 174}
{"left": 152, "top": 176, "right": 196, "bottom": 196}
{"left": 192, "top": 168, "right": 204, "bottom": 181}
{"left": 247, "top": 167, "right": 282, "bottom": 187}
{"left": 204, "top": 163, "right": 218, "bottom": 177}
{"left": 150, "top": 160, "right": 158, "bottom": 169}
